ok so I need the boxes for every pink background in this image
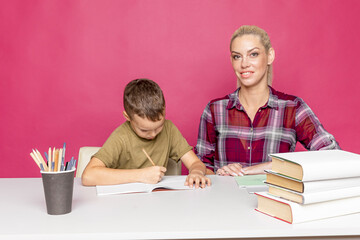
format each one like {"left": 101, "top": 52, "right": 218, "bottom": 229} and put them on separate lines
{"left": 1, "top": 0, "right": 359, "bottom": 177}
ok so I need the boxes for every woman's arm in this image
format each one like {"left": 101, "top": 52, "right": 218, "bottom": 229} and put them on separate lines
{"left": 195, "top": 103, "right": 217, "bottom": 172}
{"left": 295, "top": 99, "right": 340, "bottom": 150}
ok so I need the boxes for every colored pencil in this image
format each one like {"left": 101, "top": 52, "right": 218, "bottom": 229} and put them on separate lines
{"left": 52, "top": 147, "right": 56, "bottom": 171}
{"left": 61, "top": 142, "right": 66, "bottom": 171}
{"left": 58, "top": 148, "right": 63, "bottom": 172}
{"left": 48, "top": 147, "right": 52, "bottom": 172}
{"left": 30, "top": 144, "right": 76, "bottom": 172}
{"left": 32, "top": 149, "right": 47, "bottom": 171}
{"left": 30, "top": 152, "right": 41, "bottom": 169}
{"left": 54, "top": 149, "right": 59, "bottom": 172}
{"left": 35, "top": 149, "right": 48, "bottom": 171}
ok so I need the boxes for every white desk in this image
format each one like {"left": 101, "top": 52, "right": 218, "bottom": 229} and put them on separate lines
{"left": 1, "top": 175, "right": 360, "bottom": 240}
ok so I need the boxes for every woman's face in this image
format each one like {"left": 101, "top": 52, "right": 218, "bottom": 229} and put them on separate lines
{"left": 230, "top": 34, "right": 274, "bottom": 88}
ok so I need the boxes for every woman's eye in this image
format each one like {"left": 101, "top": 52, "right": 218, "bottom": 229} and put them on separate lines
{"left": 232, "top": 55, "right": 241, "bottom": 60}
{"left": 250, "top": 52, "right": 259, "bottom": 57}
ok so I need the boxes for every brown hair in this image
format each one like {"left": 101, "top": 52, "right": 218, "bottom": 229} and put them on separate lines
{"left": 123, "top": 78, "right": 165, "bottom": 121}
{"left": 230, "top": 25, "right": 273, "bottom": 86}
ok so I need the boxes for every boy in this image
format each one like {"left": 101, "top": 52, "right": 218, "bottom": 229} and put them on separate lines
{"left": 82, "top": 78, "right": 211, "bottom": 188}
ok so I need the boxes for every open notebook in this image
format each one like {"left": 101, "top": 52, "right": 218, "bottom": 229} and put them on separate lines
{"left": 96, "top": 176, "right": 192, "bottom": 196}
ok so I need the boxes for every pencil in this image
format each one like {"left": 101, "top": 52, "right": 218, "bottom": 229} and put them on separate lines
{"left": 32, "top": 149, "right": 47, "bottom": 171}
{"left": 58, "top": 148, "right": 63, "bottom": 172}
{"left": 67, "top": 156, "right": 74, "bottom": 171}
{"left": 73, "top": 159, "right": 77, "bottom": 170}
{"left": 30, "top": 152, "right": 41, "bottom": 169}
{"left": 54, "top": 149, "right": 59, "bottom": 172}
{"left": 58, "top": 148, "right": 62, "bottom": 172}
{"left": 52, "top": 147, "right": 56, "bottom": 171}
{"left": 44, "top": 151, "right": 49, "bottom": 165}
{"left": 61, "top": 142, "right": 66, "bottom": 171}
{"left": 35, "top": 149, "right": 48, "bottom": 171}
{"left": 142, "top": 148, "right": 156, "bottom": 166}
{"left": 48, "top": 147, "right": 52, "bottom": 172}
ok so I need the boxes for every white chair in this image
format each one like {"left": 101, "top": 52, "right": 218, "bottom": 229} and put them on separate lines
{"left": 76, "top": 147, "right": 101, "bottom": 178}
{"left": 76, "top": 146, "right": 182, "bottom": 178}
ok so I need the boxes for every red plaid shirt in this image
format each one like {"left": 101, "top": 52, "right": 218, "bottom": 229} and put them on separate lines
{"left": 195, "top": 87, "right": 340, "bottom": 171}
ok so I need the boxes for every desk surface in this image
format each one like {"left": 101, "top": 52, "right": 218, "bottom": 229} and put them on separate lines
{"left": 1, "top": 175, "right": 360, "bottom": 240}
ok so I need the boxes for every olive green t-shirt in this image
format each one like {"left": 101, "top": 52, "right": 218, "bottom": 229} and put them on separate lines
{"left": 93, "top": 120, "right": 193, "bottom": 169}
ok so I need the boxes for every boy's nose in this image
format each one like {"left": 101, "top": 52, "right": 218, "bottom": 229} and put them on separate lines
{"left": 148, "top": 131, "right": 157, "bottom": 139}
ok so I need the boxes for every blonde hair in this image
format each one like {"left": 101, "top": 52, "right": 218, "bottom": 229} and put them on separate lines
{"left": 230, "top": 25, "right": 273, "bottom": 86}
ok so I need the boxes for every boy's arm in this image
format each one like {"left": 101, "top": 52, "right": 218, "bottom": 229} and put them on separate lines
{"left": 206, "top": 168, "right": 215, "bottom": 175}
{"left": 180, "top": 150, "right": 211, "bottom": 188}
{"left": 81, "top": 157, "right": 167, "bottom": 186}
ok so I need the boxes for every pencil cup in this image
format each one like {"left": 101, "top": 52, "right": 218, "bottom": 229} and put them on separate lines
{"left": 41, "top": 169, "right": 75, "bottom": 215}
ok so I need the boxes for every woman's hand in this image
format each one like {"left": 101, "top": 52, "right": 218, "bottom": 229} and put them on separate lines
{"left": 216, "top": 163, "right": 244, "bottom": 176}
{"left": 241, "top": 162, "right": 271, "bottom": 175}
{"left": 216, "top": 162, "right": 271, "bottom": 176}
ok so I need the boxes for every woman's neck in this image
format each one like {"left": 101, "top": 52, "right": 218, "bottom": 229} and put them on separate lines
{"left": 238, "top": 84, "right": 270, "bottom": 110}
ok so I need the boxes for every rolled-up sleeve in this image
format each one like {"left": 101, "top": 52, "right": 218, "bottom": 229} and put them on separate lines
{"left": 195, "top": 103, "right": 217, "bottom": 171}
{"left": 295, "top": 98, "right": 340, "bottom": 150}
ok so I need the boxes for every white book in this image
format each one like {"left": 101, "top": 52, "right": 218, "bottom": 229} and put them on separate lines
{"left": 266, "top": 183, "right": 360, "bottom": 204}
{"left": 96, "top": 176, "right": 192, "bottom": 196}
{"left": 265, "top": 170, "right": 360, "bottom": 193}
{"left": 255, "top": 191, "right": 360, "bottom": 224}
{"left": 269, "top": 150, "right": 360, "bottom": 181}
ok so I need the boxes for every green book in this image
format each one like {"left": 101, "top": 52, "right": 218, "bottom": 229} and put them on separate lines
{"left": 234, "top": 175, "right": 267, "bottom": 193}
{"left": 235, "top": 174, "right": 266, "bottom": 186}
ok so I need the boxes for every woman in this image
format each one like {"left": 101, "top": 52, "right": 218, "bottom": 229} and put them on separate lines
{"left": 195, "top": 25, "right": 340, "bottom": 176}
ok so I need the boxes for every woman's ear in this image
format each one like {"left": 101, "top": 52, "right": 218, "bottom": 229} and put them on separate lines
{"left": 123, "top": 111, "right": 130, "bottom": 121}
{"left": 268, "top": 48, "right": 275, "bottom": 65}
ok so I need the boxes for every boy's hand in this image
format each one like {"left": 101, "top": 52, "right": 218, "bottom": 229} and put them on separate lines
{"left": 140, "top": 166, "right": 167, "bottom": 184}
{"left": 185, "top": 170, "right": 211, "bottom": 189}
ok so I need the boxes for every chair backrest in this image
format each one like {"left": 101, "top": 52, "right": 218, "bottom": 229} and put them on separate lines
{"left": 76, "top": 146, "right": 182, "bottom": 178}
{"left": 76, "top": 146, "right": 101, "bottom": 178}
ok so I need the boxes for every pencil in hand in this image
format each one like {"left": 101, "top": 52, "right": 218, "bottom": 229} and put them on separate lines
{"left": 142, "top": 148, "right": 156, "bottom": 166}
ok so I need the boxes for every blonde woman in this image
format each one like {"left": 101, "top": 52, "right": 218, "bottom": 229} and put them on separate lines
{"left": 196, "top": 25, "right": 340, "bottom": 176}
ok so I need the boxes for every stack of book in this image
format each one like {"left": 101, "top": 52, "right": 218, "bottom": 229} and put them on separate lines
{"left": 255, "top": 150, "right": 360, "bottom": 224}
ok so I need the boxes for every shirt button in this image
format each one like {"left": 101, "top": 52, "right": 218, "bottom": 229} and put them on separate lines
{"left": 247, "top": 147, "right": 251, "bottom": 150}
{"left": 250, "top": 128, "right": 253, "bottom": 132}
{"left": 259, "top": 109, "right": 261, "bottom": 112}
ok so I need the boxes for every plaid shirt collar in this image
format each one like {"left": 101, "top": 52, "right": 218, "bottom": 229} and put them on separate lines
{"left": 226, "top": 86, "right": 279, "bottom": 111}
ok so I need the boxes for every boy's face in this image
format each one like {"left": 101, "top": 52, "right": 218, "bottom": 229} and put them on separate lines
{"left": 124, "top": 112, "right": 165, "bottom": 140}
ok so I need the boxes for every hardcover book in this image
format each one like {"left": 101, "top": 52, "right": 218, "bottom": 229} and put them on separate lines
{"left": 269, "top": 150, "right": 360, "bottom": 181}
{"left": 267, "top": 183, "right": 360, "bottom": 204}
{"left": 265, "top": 170, "right": 360, "bottom": 193}
{"left": 255, "top": 191, "right": 360, "bottom": 224}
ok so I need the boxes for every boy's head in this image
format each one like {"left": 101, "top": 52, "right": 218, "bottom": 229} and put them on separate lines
{"left": 123, "top": 79, "right": 166, "bottom": 140}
